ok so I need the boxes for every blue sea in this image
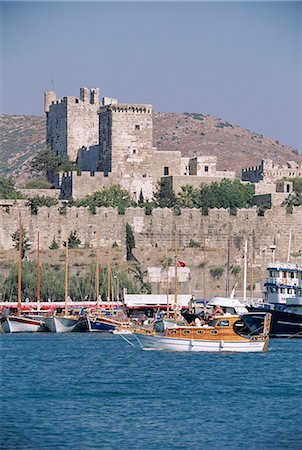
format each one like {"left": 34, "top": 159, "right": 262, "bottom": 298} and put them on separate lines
{"left": 0, "top": 334, "right": 301, "bottom": 450}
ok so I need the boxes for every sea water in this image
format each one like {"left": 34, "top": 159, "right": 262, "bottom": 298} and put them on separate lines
{"left": 0, "top": 334, "right": 301, "bottom": 450}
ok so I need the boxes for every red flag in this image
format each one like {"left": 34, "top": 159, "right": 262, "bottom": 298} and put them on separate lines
{"left": 177, "top": 260, "right": 186, "bottom": 267}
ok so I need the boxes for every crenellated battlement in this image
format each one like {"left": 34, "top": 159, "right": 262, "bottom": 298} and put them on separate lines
{"left": 100, "top": 104, "right": 152, "bottom": 114}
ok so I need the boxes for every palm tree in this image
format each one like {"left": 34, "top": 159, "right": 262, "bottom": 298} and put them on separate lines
{"left": 178, "top": 184, "right": 195, "bottom": 208}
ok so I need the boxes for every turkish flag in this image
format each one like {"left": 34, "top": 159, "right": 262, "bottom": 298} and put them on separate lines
{"left": 177, "top": 261, "right": 186, "bottom": 267}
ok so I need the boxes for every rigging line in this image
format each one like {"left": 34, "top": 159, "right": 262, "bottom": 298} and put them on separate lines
{"left": 118, "top": 333, "right": 137, "bottom": 347}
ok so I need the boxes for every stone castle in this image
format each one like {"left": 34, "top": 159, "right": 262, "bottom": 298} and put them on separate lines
{"left": 44, "top": 87, "right": 235, "bottom": 200}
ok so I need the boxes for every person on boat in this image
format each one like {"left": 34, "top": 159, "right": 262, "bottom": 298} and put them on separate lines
{"left": 209, "top": 305, "right": 224, "bottom": 319}
{"left": 194, "top": 314, "right": 205, "bottom": 327}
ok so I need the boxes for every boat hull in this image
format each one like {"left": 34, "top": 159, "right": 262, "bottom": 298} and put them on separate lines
{"left": 248, "top": 307, "right": 302, "bottom": 338}
{"left": 133, "top": 333, "right": 267, "bottom": 352}
{"left": 43, "top": 316, "right": 85, "bottom": 333}
{"left": 88, "top": 318, "right": 116, "bottom": 332}
{"left": 1, "top": 316, "right": 41, "bottom": 333}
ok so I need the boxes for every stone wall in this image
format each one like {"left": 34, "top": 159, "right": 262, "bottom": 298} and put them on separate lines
{"left": 19, "top": 189, "right": 61, "bottom": 199}
{"left": 1, "top": 204, "right": 301, "bottom": 296}
{"left": 1, "top": 203, "right": 301, "bottom": 256}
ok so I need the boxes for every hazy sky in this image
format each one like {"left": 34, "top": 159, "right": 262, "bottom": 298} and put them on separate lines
{"left": 1, "top": 1, "right": 301, "bottom": 150}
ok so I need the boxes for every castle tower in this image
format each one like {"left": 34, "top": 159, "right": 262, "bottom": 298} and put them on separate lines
{"left": 45, "top": 87, "right": 100, "bottom": 161}
{"left": 98, "top": 103, "right": 155, "bottom": 199}
{"left": 98, "top": 103, "right": 153, "bottom": 175}
{"left": 44, "top": 91, "right": 56, "bottom": 113}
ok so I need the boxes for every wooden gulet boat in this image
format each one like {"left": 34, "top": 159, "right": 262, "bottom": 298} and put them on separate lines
{"left": 133, "top": 313, "right": 272, "bottom": 352}
{"left": 87, "top": 236, "right": 132, "bottom": 333}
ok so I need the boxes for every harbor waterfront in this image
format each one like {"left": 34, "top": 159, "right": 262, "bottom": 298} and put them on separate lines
{"left": 1, "top": 333, "right": 301, "bottom": 450}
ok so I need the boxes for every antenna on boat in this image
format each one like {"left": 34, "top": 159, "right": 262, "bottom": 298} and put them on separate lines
{"left": 243, "top": 239, "right": 248, "bottom": 303}
{"left": 165, "top": 249, "right": 170, "bottom": 319}
{"left": 65, "top": 225, "right": 69, "bottom": 316}
{"left": 37, "top": 231, "right": 41, "bottom": 311}
{"left": 17, "top": 214, "right": 22, "bottom": 317}
{"left": 95, "top": 229, "right": 100, "bottom": 312}
{"left": 230, "top": 283, "right": 238, "bottom": 299}
{"left": 287, "top": 229, "right": 292, "bottom": 263}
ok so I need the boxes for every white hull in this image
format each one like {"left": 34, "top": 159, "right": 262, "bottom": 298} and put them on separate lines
{"left": 134, "top": 333, "right": 266, "bottom": 352}
{"left": 43, "top": 316, "right": 79, "bottom": 333}
{"left": 1, "top": 316, "right": 41, "bottom": 333}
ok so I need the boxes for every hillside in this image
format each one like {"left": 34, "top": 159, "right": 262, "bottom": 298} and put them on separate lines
{"left": 0, "top": 113, "right": 301, "bottom": 184}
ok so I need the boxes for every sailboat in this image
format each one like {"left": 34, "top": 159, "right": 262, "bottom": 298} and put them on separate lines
{"left": 1, "top": 217, "right": 41, "bottom": 333}
{"left": 43, "top": 227, "right": 88, "bottom": 332}
{"left": 88, "top": 238, "right": 131, "bottom": 332}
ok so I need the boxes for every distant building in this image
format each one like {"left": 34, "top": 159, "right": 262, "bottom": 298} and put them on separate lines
{"left": 242, "top": 159, "right": 301, "bottom": 183}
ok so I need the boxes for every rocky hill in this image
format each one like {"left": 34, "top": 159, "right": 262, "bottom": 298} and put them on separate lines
{"left": 1, "top": 112, "right": 301, "bottom": 185}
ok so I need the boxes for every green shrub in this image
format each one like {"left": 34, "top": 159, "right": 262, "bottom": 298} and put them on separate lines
{"left": 210, "top": 266, "right": 224, "bottom": 279}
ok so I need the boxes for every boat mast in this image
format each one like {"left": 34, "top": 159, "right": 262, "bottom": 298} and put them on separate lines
{"left": 17, "top": 215, "right": 22, "bottom": 317}
{"left": 243, "top": 239, "right": 248, "bottom": 303}
{"left": 203, "top": 236, "right": 206, "bottom": 302}
{"left": 65, "top": 226, "right": 69, "bottom": 316}
{"left": 173, "top": 235, "right": 178, "bottom": 323}
{"left": 37, "top": 231, "right": 41, "bottom": 311}
{"left": 107, "top": 244, "right": 111, "bottom": 312}
{"left": 225, "top": 236, "right": 231, "bottom": 297}
{"left": 165, "top": 249, "right": 169, "bottom": 318}
{"left": 95, "top": 229, "right": 100, "bottom": 312}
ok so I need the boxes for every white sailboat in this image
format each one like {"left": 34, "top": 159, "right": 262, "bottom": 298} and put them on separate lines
{"left": 1, "top": 217, "right": 41, "bottom": 333}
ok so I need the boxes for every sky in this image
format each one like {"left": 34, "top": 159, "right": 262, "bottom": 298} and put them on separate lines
{"left": 0, "top": 1, "right": 301, "bottom": 150}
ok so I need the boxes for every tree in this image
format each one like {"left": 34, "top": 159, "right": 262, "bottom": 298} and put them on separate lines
{"left": 177, "top": 184, "right": 196, "bottom": 208}
{"left": 26, "top": 196, "right": 58, "bottom": 215}
{"left": 75, "top": 185, "right": 136, "bottom": 213}
{"left": 29, "top": 147, "right": 60, "bottom": 175}
{"left": 138, "top": 189, "right": 144, "bottom": 206}
{"left": 30, "top": 147, "right": 77, "bottom": 177}
{"left": 11, "top": 226, "right": 31, "bottom": 259}
{"left": 153, "top": 180, "right": 177, "bottom": 208}
{"left": 195, "top": 179, "right": 254, "bottom": 210}
{"left": 210, "top": 266, "right": 224, "bottom": 279}
{"left": 0, "top": 176, "right": 23, "bottom": 200}
{"left": 49, "top": 237, "right": 59, "bottom": 250}
{"left": 63, "top": 231, "right": 81, "bottom": 249}
{"left": 129, "top": 264, "right": 151, "bottom": 293}
{"left": 126, "top": 223, "right": 136, "bottom": 261}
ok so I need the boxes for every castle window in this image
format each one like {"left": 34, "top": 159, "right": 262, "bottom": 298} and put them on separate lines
{"left": 164, "top": 167, "right": 169, "bottom": 176}
{"left": 204, "top": 166, "right": 209, "bottom": 172}
{"left": 135, "top": 125, "right": 140, "bottom": 130}
{"left": 75, "top": 99, "right": 79, "bottom": 103}
{"left": 133, "top": 149, "right": 137, "bottom": 154}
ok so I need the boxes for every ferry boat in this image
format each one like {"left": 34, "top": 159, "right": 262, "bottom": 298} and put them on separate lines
{"left": 248, "top": 262, "right": 302, "bottom": 338}
{"left": 132, "top": 312, "right": 271, "bottom": 352}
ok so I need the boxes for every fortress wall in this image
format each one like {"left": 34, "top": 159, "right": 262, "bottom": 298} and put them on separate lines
{"left": 0, "top": 206, "right": 301, "bottom": 268}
